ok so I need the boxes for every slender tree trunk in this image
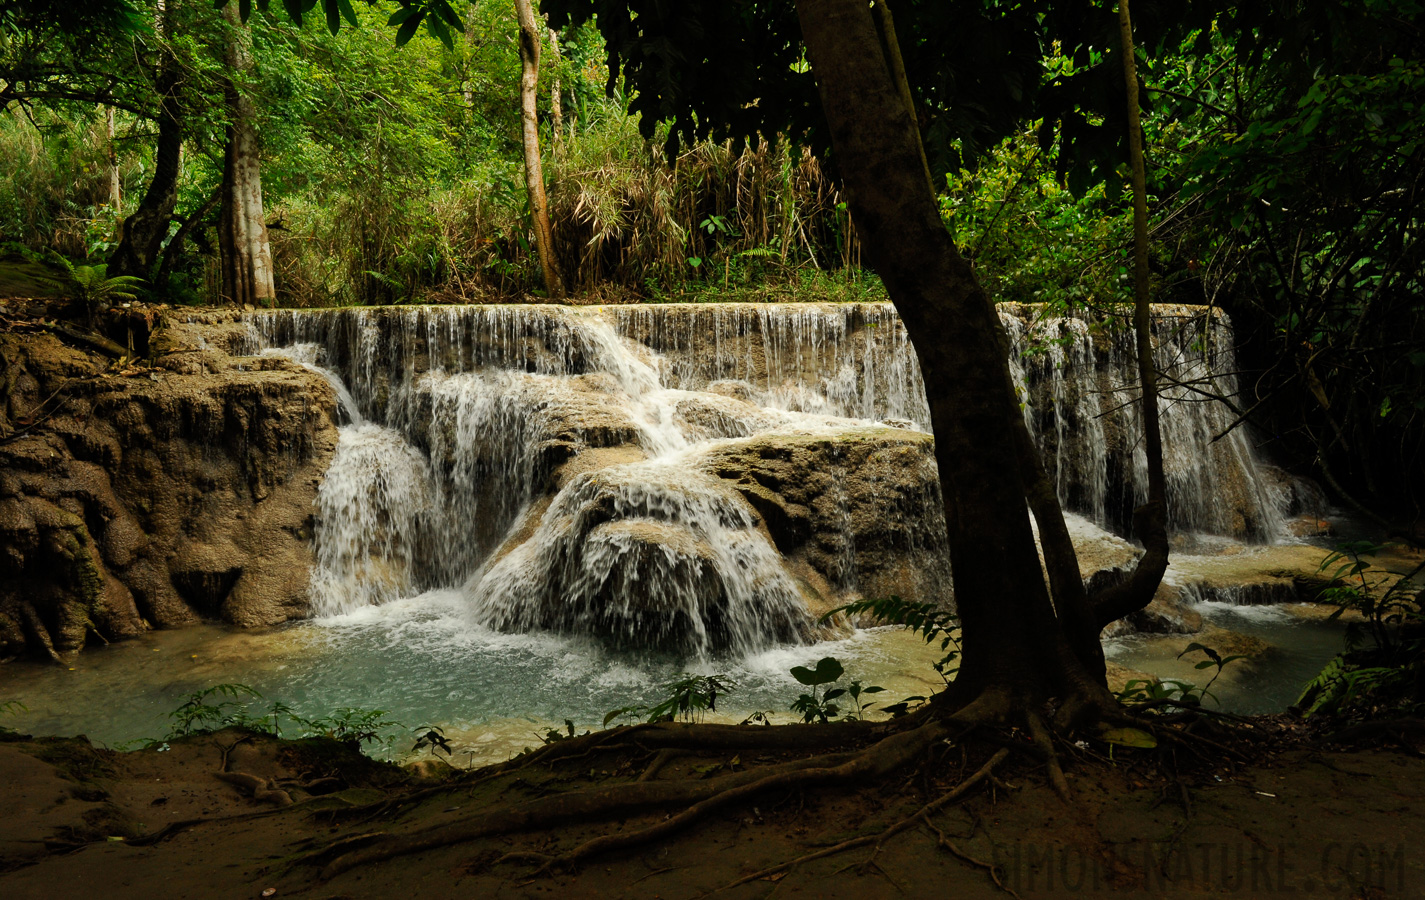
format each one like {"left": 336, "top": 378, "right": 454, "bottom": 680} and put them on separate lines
{"left": 1094, "top": 0, "right": 1169, "bottom": 625}
{"left": 105, "top": 106, "right": 121, "bottom": 209}
{"left": 110, "top": 0, "right": 183, "bottom": 279}
{"left": 218, "top": 3, "right": 275, "bottom": 307}
{"left": 548, "top": 27, "right": 564, "bottom": 146}
{"left": 794, "top": 0, "right": 1113, "bottom": 716}
{"left": 514, "top": 0, "right": 564, "bottom": 298}
{"left": 462, "top": 3, "right": 477, "bottom": 113}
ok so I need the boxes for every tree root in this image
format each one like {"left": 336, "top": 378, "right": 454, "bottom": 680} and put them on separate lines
{"left": 921, "top": 813, "right": 1022, "bottom": 900}
{"left": 1025, "top": 710, "right": 1070, "bottom": 801}
{"left": 718, "top": 747, "right": 1010, "bottom": 892}
{"left": 316, "top": 721, "right": 946, "bottom": 880}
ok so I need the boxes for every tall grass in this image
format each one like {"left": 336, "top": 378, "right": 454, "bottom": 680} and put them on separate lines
{"left": 267, "top": 108, "right": 865, "bottom": 306}
{"left": 0, "top": 109, "right": 142, "bottom": 260}
{"left": 7, "top": 101, "right": 865, "bottom": 306}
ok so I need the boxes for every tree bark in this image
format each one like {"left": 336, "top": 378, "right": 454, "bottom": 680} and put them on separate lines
{"left": 548, "top": 27, "right": 564, "bottom": 146}
{"left": 1093, "top": 0, "right": 1168, "bottom": 628}
{"left": 794, "top": 0, "right": 1112, "bottom": 715}
{"left": 109, "top": 0, "right": 182, "bottom": 280}
{"left": 514, "top": 0, "right": 564, "bottom": 299}
{"left": 104, "top": 106, "right": 121, "bottom": 209}
{"left": 218, "top": 3, "right": 275, "bottom": 307}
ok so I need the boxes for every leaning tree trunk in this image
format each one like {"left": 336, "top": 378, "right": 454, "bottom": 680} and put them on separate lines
{"left": 1092, "top": 0, "right": 1170, "bottom": 627}
{"left": 110, "top": 0, "right": 184, "bottom": 280}
{"left": 217, "top": 3, "right": 275, "bottom": 307}
{"left": 795, "top": 0, "right": 1114, "bottom": 718}
{"left": 514, "top": 0, "right": 564, "bottom": 299}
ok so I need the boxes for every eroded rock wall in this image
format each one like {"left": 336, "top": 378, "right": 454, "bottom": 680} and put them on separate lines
{"left": 0, "top": 311, "right": 337, "bottom": 661}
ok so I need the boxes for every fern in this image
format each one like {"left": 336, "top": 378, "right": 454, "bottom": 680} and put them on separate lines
{"left": 822, "top": 596, "right": 961, "bottom": 684}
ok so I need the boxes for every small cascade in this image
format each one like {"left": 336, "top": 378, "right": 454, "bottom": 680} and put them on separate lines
{"left": 468, "top": 462, "right": 813, "bottom": 655}
{"left": 1004, "top": 304, "right": 1289, "bottom": 541}
{"left": 242, "top": 301, "right": 1289, "bottom": 654}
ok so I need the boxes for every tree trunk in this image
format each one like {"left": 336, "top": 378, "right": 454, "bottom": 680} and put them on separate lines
{"left": 218, "top": 2, "right": 275, "bottom": 307}
{"left": 105, "top": 106, "right": 121, "bottom": 209}
{"left": 548, "top": 27, "right": 564, "bottom": 146}
{"left": 1093, "top": 0, "right": 1169, "bottom": 628}
{"left": 462, "top": 2, "right": 477, "bottom": 113}
{"left": 109, "top": 0, "right": 181, "bottom": 280}
{"left": 794, "top": 0, "right": 1112, "bottom": 716}
{"left": 514, "top": 0, "right": 564, "bottom": 299}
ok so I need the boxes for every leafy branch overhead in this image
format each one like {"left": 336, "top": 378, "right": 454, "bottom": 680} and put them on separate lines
{"left": 215, "top": 0, "right": 468, "bottom": 48}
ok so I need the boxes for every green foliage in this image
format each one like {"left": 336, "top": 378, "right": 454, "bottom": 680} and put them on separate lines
{"left": 162, "top": 683, "right": 397, "bottom": 752}
{"left": 1297, "top": 544, "right": 1424, "bottom": 718}
{"left": 165, "top": 683, "right": 265, "bottom": 738}
{"left": 789, "top": 656, "right": 845, "bottom": 724}
{"left": 787, "top": 656, "right": 884, "bottom": 723}
{"left": 0, "top": 699, "right": 25, "bottom": 735}
{"left": 603, "top": 673, "right": 735, "bottom": 726}
{"left": 1116, "top": 642, "right": 1248, "bottom": 711}
{"left": 824, "top": 595, "right": 961, "bottom": 686}
{"left": 411, "top": 724, "right": 454, "bottom": 757}
{"left": 38, "top": 254, "right": 143, "bottom": 321}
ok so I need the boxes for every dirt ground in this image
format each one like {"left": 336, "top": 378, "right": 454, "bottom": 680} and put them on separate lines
{"left": 1, "top": 723, "right": 1422, "bottom": 900}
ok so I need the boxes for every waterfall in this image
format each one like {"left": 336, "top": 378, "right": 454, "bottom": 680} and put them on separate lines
{"left": 243, "top": 302, "right": 1288, "bottom": 652}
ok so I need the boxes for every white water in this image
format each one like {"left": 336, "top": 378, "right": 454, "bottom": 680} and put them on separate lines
{"left": 243, "top": 302, "right": 1293, "bottom": 654}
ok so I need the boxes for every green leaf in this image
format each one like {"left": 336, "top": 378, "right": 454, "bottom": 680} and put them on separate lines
{"left": 790, "top": 656, "right": 844, "bottom": 686}
{"left": 394, "top": 11, "right": 424, "bottom": 46}
{"left": 1098, "top": 726, "right": 1158, "bottom": 749}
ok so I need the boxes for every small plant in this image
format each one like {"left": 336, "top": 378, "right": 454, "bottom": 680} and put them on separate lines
{"left": 1296, "top": 543, "right": 1424, "bottom": 717}
{"left": 37, "top": 254, "right": 143, "bottom": 325}
{"left": 786, "top": 657, "right": 886, "bottom": 723}
{"left": 412, "top": 725, "right": 454, "bottom": 757}
{"left": 539, "top": 719, "right": 589, "bottom": 744}
{"left": 604, "top": 673, "right": 735, "bottom": 726}
{"left": 841, "top": 680, "right": 886, "bottom": 720}
{"left": 165, "top": 684, "right": 264, "bottom": 738}
{"left": 0, "top": 699, "right": 26, "bottom": 735}
{"left": 824, "top": 596, "right": 961, "bottom": 684}
{"left": 304, "top": 707, "right": 399, "bottom": 749}
{"left": 1116, "top": 642, "right": 1248, "bottom": 711}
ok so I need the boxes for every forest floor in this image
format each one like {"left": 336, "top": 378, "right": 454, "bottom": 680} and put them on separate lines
{"left": 1, "top": 722, "right": 1421, "bottom": 900}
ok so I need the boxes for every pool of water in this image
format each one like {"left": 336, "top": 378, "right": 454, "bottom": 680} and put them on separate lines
{"left": 1105, "top": 602, "right": 1347, "bottom": 715}
{"left": 0, "top": 590, "right": 946, "bottom": 762}
{"left": 1, "top": 594, "right": 1346, "bottom": 762}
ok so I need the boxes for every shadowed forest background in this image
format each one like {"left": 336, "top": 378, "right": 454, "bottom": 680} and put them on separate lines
{"left": 2, "top": 2, "right": 1425, "bottom": 896}
{"left": 3, "top": 0, "right": 1422, "bottom": 528}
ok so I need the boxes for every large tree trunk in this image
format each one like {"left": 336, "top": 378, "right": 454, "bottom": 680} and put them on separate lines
{"left": 794, "top": 0, "right": 1115, "bottom": 716}
{"left": 514, "top": 0, "right": 564, "bottom": 299}
{"left": 218, "top": 3, "right": 275, "bottom": 307}
{"left": 109, "top": 0, "right": 182, "bottom": 279}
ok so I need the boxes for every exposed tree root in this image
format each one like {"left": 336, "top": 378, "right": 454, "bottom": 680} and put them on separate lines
{"left": 1025, "top": 710, "right": 1070, "bottom": 801}
{"left": 316, "top": 721, "right": 947, "bottom": 880}
{"left": 716, "top": 746, "right": 1010, "bottom": 892}
{"left": 921, "top": 813, "right": 1022, "bottom": 900}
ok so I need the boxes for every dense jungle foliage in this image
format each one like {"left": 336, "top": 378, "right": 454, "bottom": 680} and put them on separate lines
{"left": 2, "top": 0, "right": 1422, "bottom": 529}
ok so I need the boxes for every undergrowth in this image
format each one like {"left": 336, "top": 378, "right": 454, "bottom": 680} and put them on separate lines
{"left": 1297, "top": 542, "right": 1425, "bottom": 719}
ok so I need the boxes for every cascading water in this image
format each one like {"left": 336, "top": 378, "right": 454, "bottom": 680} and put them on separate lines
{"left": 243, "top": 301, "right": 1291, "bottom": 653}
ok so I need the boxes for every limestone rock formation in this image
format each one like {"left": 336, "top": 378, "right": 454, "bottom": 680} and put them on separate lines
{"left": 0, "top": 309, "right": 337, "bottom": 660}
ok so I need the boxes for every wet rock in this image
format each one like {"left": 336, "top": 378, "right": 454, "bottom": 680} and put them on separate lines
{"left": 696, "top": 426, "right": 950, "bottom": 607}
{"left": 0, "top": 319, "right": 339, "bottom": 660}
